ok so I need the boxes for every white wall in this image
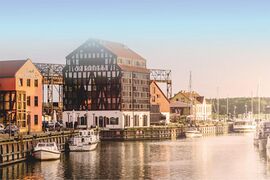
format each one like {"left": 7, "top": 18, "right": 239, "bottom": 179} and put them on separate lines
{"left": 122, "top": 111, "right": 150, "bottom": 128}
{"left": 63, "top": 110, "right": 150, "bottom": 129}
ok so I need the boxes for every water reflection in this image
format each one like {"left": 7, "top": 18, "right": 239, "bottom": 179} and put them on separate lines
{"left": 1, "top": 134, "right": 270, "bottom": 179}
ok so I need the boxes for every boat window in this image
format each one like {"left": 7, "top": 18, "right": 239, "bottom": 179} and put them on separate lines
{"left": 38, "top": 144, "right": 46, "bottom": 147}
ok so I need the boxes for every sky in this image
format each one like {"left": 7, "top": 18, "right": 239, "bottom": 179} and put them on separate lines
{"left": 0, "top": 0, "right": 270, "bottom": 98}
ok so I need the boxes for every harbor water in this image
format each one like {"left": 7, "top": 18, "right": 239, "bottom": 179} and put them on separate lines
{"left": 1, "top": 134, "right": 270, "bottom": 179}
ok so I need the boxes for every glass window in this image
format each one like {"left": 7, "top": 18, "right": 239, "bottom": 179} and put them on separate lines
{"left": 18, "top": 79, "right": 23, "bottom": 87}
{"left": 34, "top": 79, "right": 38, "bottom": 87}
{"left": 27, "top": 79, "right": 31, "bottom": 87}
{"left": 34, "top": 115, "right": 38, "bottom": 125}
{"left": 27, "top": 96, "right": 31, "bottom": 106}
{"left": 34, "top": 96, "right": 38, "bottom": 106}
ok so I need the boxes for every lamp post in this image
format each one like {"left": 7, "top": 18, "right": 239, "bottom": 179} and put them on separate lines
{"left": 92, "top": 113, "right": 95, "bottom": 127}
{"left": 67, "top": 112, "right": 70, "bottom": 128}
{"left": 85, "top": 110, "right": 88, "bottom": 129}
{"left": 27, "top": 111, "right": 31, "bottom": 135}
{"left": 7, "top": 111, "right": 11, "bottom": 138}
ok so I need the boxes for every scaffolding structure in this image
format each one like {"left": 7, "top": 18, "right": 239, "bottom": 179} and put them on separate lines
{"left": 150, "top": 69, "right": 172, "bottom": 98}
{"left": 34, "top": 63, "right": 65, "bottom": 118}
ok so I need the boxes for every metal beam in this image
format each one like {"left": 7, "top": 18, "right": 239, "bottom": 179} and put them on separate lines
{"left": 150, "top": 69, "right": 172, "bottom": 98}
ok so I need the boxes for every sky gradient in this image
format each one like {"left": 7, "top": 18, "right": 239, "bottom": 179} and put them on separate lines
{"left": 1, "top": 0, "right": 270, "bottom": 98}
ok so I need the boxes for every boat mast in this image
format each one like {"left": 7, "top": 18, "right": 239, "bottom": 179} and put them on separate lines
{"left": 251, "top": 91, "right": 254, "bottom": 118}
{"left": 257, "top": 81, "right": 261, "bottom": 120}
{"left": 227, "top": 97, "right": 229, "bottom": 121}
{"left": 188, "top": 71, "right": 193, "bottom": 121}
{"left": 217, "top": 87, "right": 219, "bottom": 121}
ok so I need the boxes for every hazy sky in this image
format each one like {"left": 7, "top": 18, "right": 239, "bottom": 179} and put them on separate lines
{"left": 1, "top": 0, "right": 270, "bottom": 98}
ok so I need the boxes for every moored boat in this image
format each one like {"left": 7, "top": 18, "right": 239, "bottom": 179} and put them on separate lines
{"left": 185, "top": 128, "right": 202, "bottom": 138}
{"left": 69, "top": 129, "right": 99, "bottom": 151}
{"left": 233, "top": 119, "right": 256, "bottom": 133}
{"left": 33, "top": 142, "right": 60, "bottom": 160}
{"left": 254, "top": 121, "right": 270, "bottom": 150}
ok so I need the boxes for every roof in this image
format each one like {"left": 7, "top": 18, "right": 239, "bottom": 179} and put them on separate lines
{"left": 151, "top": 81, "right": 170, "bottom": 103}
{"left": 171, "top": 90, "right": 203, "bottom": 104}
{"left": 118, "top": 64, "right": 150, "bottom": 73}
{"left": 99, "top": 40, "right": 145, "bottom": 61}
{"left": 0, "top": 60, "right": 28, "bottom": 77}
{"left": 170, "top": 101, "right": 191, "bottom": 108}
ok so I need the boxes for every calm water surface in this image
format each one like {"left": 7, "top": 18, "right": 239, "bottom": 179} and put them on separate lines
{"left": 1, "top": 134, "right": 270, "bottom": 180}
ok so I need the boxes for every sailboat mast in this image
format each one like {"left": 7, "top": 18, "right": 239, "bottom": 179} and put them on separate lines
{"left": 258, "top": 81, "right": 261, "bottom": 120}
{"left": 217, "top": 87, "right": 219, "bottom": 121}
{"left": 227, "top": 97, "right": 229, "bottom": 121}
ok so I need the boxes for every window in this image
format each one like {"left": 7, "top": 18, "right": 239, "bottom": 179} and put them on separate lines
{"left": 27, "top": 79, "right": 31, "bottom": 87}
{"left": 134, "top": 115, "right": 139, "bottom": 126}
{"left": 143, "top": 115, "right": 148, "bottom": 126}
{"left": 19, "top": 79, "right": 23, "bottom": 86}
{"left": 34, "top": 115, "right": 38, "bottom": 125}
{"left": 34, "top": 96, "right": 38, "bottom": 106}
{"left": 27, "top": 96, "right": 31, "bottom": 106}
{"left": 110, "top": 117, "right": 119, "bottom": 125}
{"left": 34, "top": 79, "right": 38, "bottom": 87}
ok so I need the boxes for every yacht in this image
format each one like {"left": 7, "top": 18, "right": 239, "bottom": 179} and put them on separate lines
{"left": 254, "top": 121, "right": 270, "bottom": 150}
{"left": 69, "top": 129, "right": 100, "bottom": 151}
{"left": 266, "top": 136, "right": 270, "bottom": 159}
{"left": 185, "top": 128, "right": 202, "bottom": 138}
{"left": 232, "top": 119, "right": 256, "bottom": 133}
{"left": 33, "top": 142, "right": 61, "bottom": 160}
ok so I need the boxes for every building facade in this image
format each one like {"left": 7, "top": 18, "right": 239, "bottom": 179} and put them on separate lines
{"left": 0, "top": 59, "right": 43, "bottom": 133}
{"left": 62, "top": 39, "right": 150, "bottom": 129}
{"left": 170, "top": 91, "right": 212, "bottom": 121}
{"left": 150, "top": 81, "right": 170, "bottom": 124}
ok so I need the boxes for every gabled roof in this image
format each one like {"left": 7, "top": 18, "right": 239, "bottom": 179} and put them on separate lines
{"left": 151, "top": 81, "right": 170, "bottom": 103}
{"left": 0, "top": 59, "right": 28, "bottom": 77}
{"left": 99, "top": 40, "right": 145, "bottom": 61}
{"left": 171, "top": 90, "right": 202, "bottom": 104}
{"left": 66, "top": 39, "right": 146, "bottom": 61}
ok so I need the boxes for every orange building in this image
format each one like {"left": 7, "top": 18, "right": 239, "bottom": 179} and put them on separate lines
{"left": 150, "top": 81, "right": 170, "bottom": 124}
{"left": 0, "top": 59, "right": 43, "bottom": 133}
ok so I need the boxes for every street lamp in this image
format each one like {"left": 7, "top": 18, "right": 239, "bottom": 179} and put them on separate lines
{"left": 92, "top": 113, "right": 95, "bottom": 127}
{"left": 7, "top": 111, "right": 12, "bottom": 138}
{"left": 27, "top": 111, "right": 31, "bottom": 135}
{"left": 67, "top": 112, "right": 70, "bottom": 128}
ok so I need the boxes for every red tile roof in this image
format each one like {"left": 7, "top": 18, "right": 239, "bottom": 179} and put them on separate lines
{"left": 0, "top": 60, "right": 28, "bottom": 77}
{"left": 118, "top": 64, "right": 150, "bottom": 73}
{"left": 98, "top": 40, "right": 146, "bottom": 61}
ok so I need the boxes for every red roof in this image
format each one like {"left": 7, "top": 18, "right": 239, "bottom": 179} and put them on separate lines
{"left": 118, "top": 64, "right": 150, "bottom": 73}
{"left": 99, "top": 40, "right": 145, "bottom": 61}
{"left": 0, "top": 60, "right": 28, "bottom": 77}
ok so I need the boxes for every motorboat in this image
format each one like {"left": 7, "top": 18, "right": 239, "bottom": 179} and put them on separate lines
{"left": 254, "top": 120, "right": 270, "bottom": 150}
{"left": 33, "top": 142, "right": 60, "bottom": 160}
{"left": 267, "top": 136, "right": 270, "bottom": 159}
{"left": 69, "top": 129, "right": 100, "bottom": 151}
{"left": 232, "top": 119, "right": 256, "bottom": 133}
{"left": 185, "top": 128, "right": 202, "bottom": 138}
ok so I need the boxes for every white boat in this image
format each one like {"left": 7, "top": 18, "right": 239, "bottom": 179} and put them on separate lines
{"left": 33, "top": 142, "right": 60, "bottom": 160}
{"left": 69, "top": 129, "right": 100, "bottom": 151}
{"left": 266, "top": 136, "right": 270, "bottom": 159}
{"left": 254, "top": 121, "right": 270, "bottom": 150}
{"left": 233, "top": 119, "right": 256, "bottom": 133}
{"left": 185, "top": 128, "right": 202, "bottom": 138}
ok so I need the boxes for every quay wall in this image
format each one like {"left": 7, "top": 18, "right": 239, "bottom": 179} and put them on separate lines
{"left": 100, "top": 124, "right": 229, "bottom": 141}
{"left": 0, "top": 131, "right": 77, "bottom": 166}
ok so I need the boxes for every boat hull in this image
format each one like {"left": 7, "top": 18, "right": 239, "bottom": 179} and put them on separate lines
{"left": 33, "top": 150, "right": 60, "bottom": 160}
{"left": 185, "top": 133, "right": 202, "bottom": 138}
{"left": 69, "top": 143, "right": 98, "bottom": 152}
